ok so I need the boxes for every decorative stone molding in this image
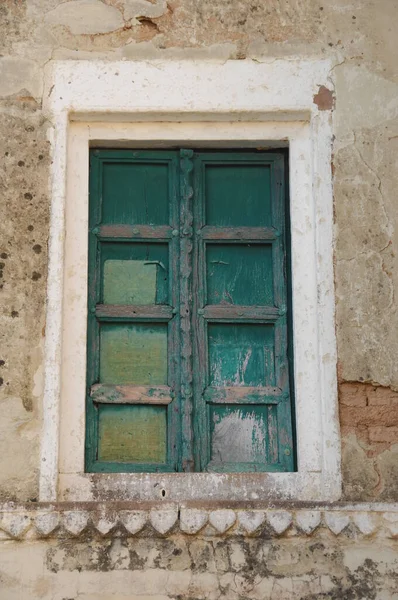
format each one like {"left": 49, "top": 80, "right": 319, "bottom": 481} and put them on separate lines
{"left": 0, "top": 503, "right": 397, "bottom": 540}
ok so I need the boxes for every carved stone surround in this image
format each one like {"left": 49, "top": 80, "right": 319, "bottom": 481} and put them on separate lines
{"left": 1, "top": 503, "right": 397, "bottom": 540}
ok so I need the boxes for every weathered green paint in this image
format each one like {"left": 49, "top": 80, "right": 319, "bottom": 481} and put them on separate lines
{"left": 100, "top": 324, "right": 168, "bottom": 385}
{"left": 206, "top": 244, "right": 274, "bottom": 306}
{"left": 103, "top": 260, "right": 157, "bottom": 305}
{"left": 192, "top": 152, "right": 294, "bottom": 472}
{"left": 86, "top": 150, "right": 180, "bottom": 473}
{"left": 86, "top": 149, "right": 294, "bottom": 473}
{"left": 205, "top": 163, "right": 272, "bottom": 227}
{"left": 179, "top": 149, "right": 195, "bottom": 472}
{"left": 208, "top": 323, "right": 275, "bottom": 387}
{"left": 98, "top": 405, "right": 167, "bottom": 463}
{"left": 102, "top": 161, "right": 169, "bottom": 225}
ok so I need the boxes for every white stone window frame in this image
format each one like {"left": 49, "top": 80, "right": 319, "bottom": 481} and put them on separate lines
{"left": 40, "top": 59, "right": 341, "bottom": 502}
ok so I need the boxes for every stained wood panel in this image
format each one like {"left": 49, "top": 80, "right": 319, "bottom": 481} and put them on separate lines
{"left": 209, "top": 404, "right": 279, "bottom": 465}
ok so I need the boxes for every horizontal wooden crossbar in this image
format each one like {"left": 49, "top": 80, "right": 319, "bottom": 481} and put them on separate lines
{"left": 95, "top": 304, "right": 174, "bottom": 321}
{"left": 97, "top": 224, "right": 173, "bottom": 240}
{"left": 91, "top": 384, "right": 173, "bottom": 405}
{"left": 203, "top": 305, "right": 282, "bottom": 321}
{"left": 201, "top": 226, "right": 278, "bottom": 241}
{"left": 204, "top": 386, "right": 284, "bottom": 404}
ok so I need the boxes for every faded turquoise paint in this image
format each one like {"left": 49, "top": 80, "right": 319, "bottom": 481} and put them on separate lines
{"left": 102, "top": 160, "right": 169, "bottom": 225}
{"left": 205, "top": 163, "right": 272, "bottom": 227}
{"left": 208, "top": 324, "right": 275, "bottom": 387}
{"left": 206, "top": 243, "right": 274, "bottom": 306}
{"left": 192, "top": 152, "right": 294, "bottom": 473}
{"left": 86, "top": 149, "right": 294, "bottom": 473}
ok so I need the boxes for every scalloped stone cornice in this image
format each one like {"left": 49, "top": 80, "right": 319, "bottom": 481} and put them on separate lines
{"left": 0, "top": 502, "right": 397, "bottom": 540}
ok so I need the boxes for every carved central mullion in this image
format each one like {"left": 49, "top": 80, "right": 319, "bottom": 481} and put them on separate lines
{"left": 179, "top": 149, "right": 195, "bottom": 472}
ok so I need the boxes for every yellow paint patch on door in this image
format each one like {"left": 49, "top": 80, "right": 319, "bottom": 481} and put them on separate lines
{"left": 100, "top": 324, "right": 168, "bottom": 385}
{"left": 103, "top": 260, "right": 157, "bottom": 305}
{"left": 98, "top": 404, "right": 167, "bottom": 463}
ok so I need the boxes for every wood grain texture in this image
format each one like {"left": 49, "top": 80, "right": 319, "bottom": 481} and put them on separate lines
{"left": 98, "top": 224, "right": 173, "bottom": 240}
{"left": 179, "top": 149, "right": 195, "bottom": 472}
{"left": 91, "top": 384, "right": 173, "bottom": 404}
{"left": 204, "top": 386, "right": 284, "bottom": 404}
{"left": 95, "top": 304, "right": 173, "bottom": 320}
{"left": 201, "top": 226, "right": 278, "bottom": 241}
{"left": 203, "top": 305, "right": 281, "bottom": 321}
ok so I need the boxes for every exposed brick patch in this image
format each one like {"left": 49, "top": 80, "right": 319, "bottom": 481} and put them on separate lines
{"left": 340, "top": 405, "right": 398, "bottom": 427}
{"left": 340, "top": 383, "right": 367, "bottom": 407}
{"left": 339, "top": 382, "right": 398, "bottom": 454}
{"left": 367, "top": 386, "right": 398, "bottom": 406}
{"left": 369, "top": 427, "right": 398, "bottom": 443}
{"left": 313, "top": 85, "right": 334, "bottom": 110}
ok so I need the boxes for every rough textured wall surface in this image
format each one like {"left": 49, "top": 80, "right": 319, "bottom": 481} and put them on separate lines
{"left": 2, "top": 534, "right": 398, "bottom": 600}
{"left": 0, "top": 0, "right": 398, "bottom": 502}
{"left": 0, "top": 503, "right": 398, "bottom": 600}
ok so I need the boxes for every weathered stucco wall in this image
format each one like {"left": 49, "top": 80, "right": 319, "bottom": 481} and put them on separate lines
{"left": 0, "top": 503, "right": 398, "bottom": 599}
{"left": 1, "top": 0, "right": 398, "bottom": 501}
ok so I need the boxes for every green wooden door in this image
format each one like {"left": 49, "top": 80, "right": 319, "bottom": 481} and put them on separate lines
{"left": 86, "top": 149, "right": 294, "bottom": 473}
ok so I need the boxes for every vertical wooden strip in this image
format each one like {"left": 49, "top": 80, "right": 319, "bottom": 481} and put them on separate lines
{"left": 179, "top": 149, "right": 195, "bottom": 472}
{"left": 192, "top": 154, "right": 210, "bottom": 470}
{"left": 168, "top": 155, "right": 180, "bottom": 471}
{"left": 283, "top": 151, "right": 297, "bottom": 469}
{"left": 271, "top": 157, "right": 289, "bottom": 392}
{"left": 85, "top": 150, "right": 102, "bottom": 470}
{"left": 267, "top": 405, "right": 279, "bottom": 464}
{"left": 272, "top": 156, "right": 294, "bottom": 468}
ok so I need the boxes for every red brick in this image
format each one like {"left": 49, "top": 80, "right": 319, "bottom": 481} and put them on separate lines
{"left": 340, "top": 405, "right": 398, "bottom": 427}
{"left": 339, "top": 383, "right": 367, "bottom": 407}
{"left": 368, "top": 427, "right": 398, "bottom": 443}
{"left": 367, "top": 386, "right": 398, "bottom": 406}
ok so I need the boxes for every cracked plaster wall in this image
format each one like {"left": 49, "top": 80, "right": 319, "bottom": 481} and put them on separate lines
{"left": 1, "top": 0, "right": 398, "bottom": 505}
{"left": 1, "top": 533, "right": 398, "bottom": 599}
{"left": 0, "top": 504, "right": 398, "bottom": 599}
